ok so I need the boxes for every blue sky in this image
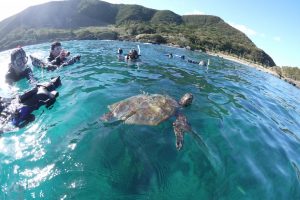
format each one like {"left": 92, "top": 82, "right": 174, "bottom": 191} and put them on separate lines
{"left": 0, "top": 0, "right": 299, "bottom": 66}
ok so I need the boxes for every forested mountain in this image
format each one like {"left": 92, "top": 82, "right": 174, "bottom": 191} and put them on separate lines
{"left": 0, "top": 0, "right": 275, "bottom": 66}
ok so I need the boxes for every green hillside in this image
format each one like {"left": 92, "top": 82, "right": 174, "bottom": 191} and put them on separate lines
{"left": 77, "top": 0, "right": 118, "bottom": 24}
{"left": 151, "top": 10, "right": 183, "bottom": 24}
{"left": 0, "top": 0, "right": 276, "bottom": 66}
{"left": 116, "top": 5, "right": 156, "bottom": 24}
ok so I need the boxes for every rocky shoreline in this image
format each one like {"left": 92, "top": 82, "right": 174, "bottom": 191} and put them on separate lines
{"left": 206, "top": 51, "right": 300, "bottom": 89}
{"left": 163, "top": 42, "right": 300, "bottom": 89}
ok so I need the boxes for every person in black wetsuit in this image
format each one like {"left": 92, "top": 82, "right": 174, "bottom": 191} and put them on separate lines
{"left": 5, "top": 47, "right": 36, "bottom": 84}
{"left": 187, "top": 59, "right": 200, "bottom": 64}
{"left": 46, "top": 49, "right": 81, "bottom": 70}
{"left": 30, "top": 41, "right": 81, "bottom": 71}
{"left": 187, "top": 59, "right": 209, "bottom": 66}
{"left": 165, "top": 53, "right": 173, "bottom": 58}
{"left": 164, "top": 53, "right": 185, "bottom": 60}
{"left": 125, "top": 49, "right": 140, "bottom": 61}
{"left": 0, "top": 76, "right": 61, "bottom": 129}
{"left": 117, "top": 48, "right": 123, "bottom": 55}
{"left": 116, "top": 48, "right": 124, "bottom": 61}
{"left": 48, "top": 41, "right": 65, "bottom": 62}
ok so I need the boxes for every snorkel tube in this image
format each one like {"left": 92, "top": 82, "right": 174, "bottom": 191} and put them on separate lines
{"left": 137, "top": 45, "right": 141, "bottom": 56}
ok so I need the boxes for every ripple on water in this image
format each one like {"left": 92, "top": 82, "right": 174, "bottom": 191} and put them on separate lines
{"left": 208, "top": 93, "right": 230, "bottom": 105}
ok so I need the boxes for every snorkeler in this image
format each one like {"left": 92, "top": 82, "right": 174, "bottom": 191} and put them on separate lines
{"left": 0, "top": 76, "right": 61, "bottom": 129}
{"left": 30, "top": 41, "right": 81, "bottom": 71}
{"left": 5, "top": 47, "right": 36, "bottom": 84}
{"left": 165, "top": 53, "right": 185, "bottom": 60}
{"left": 187, "top": 59, "right": 210, "bottom": 66}
{"left": 165, "top": 53, "right": 173, "bottom": 58}
{"left": 47, "top": 50, "right": 81, "bottom": 70}
{"left": 117, "top": 48, "right": 123, "bottom": 55}
{"left": 48, "top": 41, "right": 68, "bottom": 62}
{"left": 187, "top": 59, "right": 199, "bottom": 64}
{"left": 117, "top": 48, "right": 124, "bottom": 61}
{"left": 125, "top": 49, "right": 140, "bottom": 61}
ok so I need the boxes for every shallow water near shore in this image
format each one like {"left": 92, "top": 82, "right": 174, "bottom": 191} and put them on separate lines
{"left": 1, "top": 40, "right": 300, "bottom": 199}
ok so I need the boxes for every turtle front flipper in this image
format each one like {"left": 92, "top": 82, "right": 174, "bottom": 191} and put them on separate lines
{"left": 173, "top": 114, "right": 209, "bottom": 154}
{"left": 100, "top": 111, "right": 119, "bottom": 123}
{"left": 100, "top": 111, "right": 124, "bottom": 126}
{"left": 173, "top": 113, "right": 191, "bottom": 150}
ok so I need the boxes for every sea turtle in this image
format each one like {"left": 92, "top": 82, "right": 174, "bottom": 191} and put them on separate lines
{"left": 101, "top": 93, "right": 195, "bottom": 150}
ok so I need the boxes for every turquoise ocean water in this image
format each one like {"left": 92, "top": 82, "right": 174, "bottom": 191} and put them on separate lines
{"left": 0, "top": 40, "right": 300, "bottom": 199}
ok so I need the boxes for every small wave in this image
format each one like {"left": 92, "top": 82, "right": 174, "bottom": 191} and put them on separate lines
{"left": 291, "top": 162, "right": 300, "bottom": 183}
{"left": 208, "top": 93, "right": 230, "bottom": 105}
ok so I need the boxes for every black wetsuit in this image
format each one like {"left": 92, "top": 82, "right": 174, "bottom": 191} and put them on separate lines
{"left": 49, "top": 55, "right": 80, "bottom": 69}
{"left": 51, "top": 56, "right": 67, "bottom": 66}
{"left": 47, "top": 54, "right": 56, "bottom": 62}
{"left": 0, "top": 76, "right": 61, "bottom": 128}
{"left": 5, "top": 65, "right": 35, "bottom": 84}
{"left": 34, "top": 55, "right": 80, "bottom": 71}
{"left": 187, "top": 59, "right": 199, "bottom": 64}
{"left": 0, "top": 98, "right": 8, "bottom": 114}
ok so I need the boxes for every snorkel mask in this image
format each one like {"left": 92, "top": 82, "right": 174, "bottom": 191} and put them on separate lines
{"left": 51, "top": 42, "right": 62, "bottom": 57}
{"left": 11, "top": 47, "right": 28, "bottom": 73}
{"left": 53, "top": 46, "right": 62, "bottom": 57}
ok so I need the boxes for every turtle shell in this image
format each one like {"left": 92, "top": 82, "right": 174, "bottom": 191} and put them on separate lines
{"left": 108, "top": 94, "right": 179, "bottom": 125}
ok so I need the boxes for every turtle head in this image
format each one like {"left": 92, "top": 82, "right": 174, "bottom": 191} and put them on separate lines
{"left": 179, "top": 93, "right": 193, "bottom": 107}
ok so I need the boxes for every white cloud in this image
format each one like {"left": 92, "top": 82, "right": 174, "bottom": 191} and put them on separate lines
{"left": 185, "top": 10, "right": 205, "bottom": 15}
{"left": 273, "top": 36, "right": 281, "bottom": 42}
{"left": 228, "top": 22, "right": 257, "bottom": 36}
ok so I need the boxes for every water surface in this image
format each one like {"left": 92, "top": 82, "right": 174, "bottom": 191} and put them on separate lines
{"left": 0, "top": 40, "right": 300, "bottom": 199}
